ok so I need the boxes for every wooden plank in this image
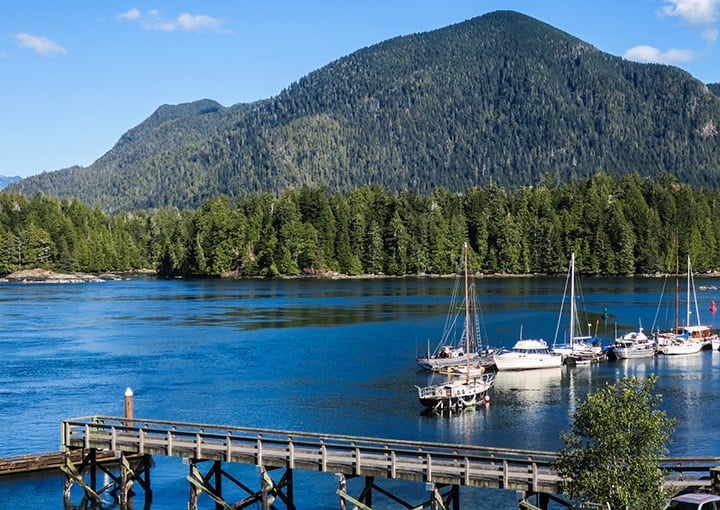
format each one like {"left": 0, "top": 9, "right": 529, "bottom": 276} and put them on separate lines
{"left": 0, "top": 450, "right": 139, "bottom": 477}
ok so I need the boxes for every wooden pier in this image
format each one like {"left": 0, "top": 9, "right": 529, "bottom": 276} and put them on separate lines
{"left": 54, "top": 414, "right": 720, "bottom": 510}
{"left": 0, "top": 449, "right": 140, "bottom": 477}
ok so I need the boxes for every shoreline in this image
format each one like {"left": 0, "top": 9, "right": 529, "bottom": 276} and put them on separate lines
{"left": 4, "top": 267, "right": 720, "bottom": 283}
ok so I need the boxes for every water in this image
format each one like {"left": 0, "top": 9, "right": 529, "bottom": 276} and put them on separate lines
{"left": 1, "top": 274, "right": 719, "bottom": 509}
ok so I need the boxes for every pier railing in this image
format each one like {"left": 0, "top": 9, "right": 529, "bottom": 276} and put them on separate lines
{"left": 61, "top": 415, "right": 562, "bottom": 492}
{"left": 61, "top": 416, "right": 720, "bottom": 495}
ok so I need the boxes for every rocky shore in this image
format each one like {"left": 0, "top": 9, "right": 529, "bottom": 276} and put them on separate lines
{"left": 2, "top": 268, "right": 124, "bottom": 283}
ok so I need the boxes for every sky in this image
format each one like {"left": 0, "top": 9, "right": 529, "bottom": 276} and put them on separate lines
{"left": 1, "top": 1, "right": 719, "bottom": 178}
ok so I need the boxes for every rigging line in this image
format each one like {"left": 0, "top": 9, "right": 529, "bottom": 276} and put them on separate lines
{"left": 553, "top": 258, "right": 572, "bottom": 346}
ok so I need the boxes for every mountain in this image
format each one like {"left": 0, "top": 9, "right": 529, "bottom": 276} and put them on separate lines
{"left": 0, "top": 175, "right": 21, "bottom": 190}
{"left": 10, "top": 10, "right": 720, "bottom": 212}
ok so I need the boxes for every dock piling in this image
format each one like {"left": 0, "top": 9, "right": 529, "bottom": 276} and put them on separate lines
{"left": 124, "top": 387, "right": 133, "bottom": 428}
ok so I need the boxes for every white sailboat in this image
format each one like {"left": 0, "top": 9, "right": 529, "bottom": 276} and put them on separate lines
{"left": 416, "top": 243, "right": 496, "bottom": 411}
{"left": 552, "top": 253, "right": 606, "bottom": 364}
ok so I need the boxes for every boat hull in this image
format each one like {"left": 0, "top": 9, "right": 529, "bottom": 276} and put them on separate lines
{"left": 494, "top": 354, "right": 563, "bottom": 371}
{"left": 416, "top": 352, "right": 479, "bottom": 370}
{"left": 660, "top": 341, "right": 703, "bottom": 355}
{"left": 613, "top": 347, "right": 655, "bottom": 359}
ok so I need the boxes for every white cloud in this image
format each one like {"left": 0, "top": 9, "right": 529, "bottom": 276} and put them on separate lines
{"left": 623, "top": 45, "right": 696, "bottom": 64}
{"left": 118, "top": 8, "right": 141, "bottom": 21}
{"left": 175, "top": 13, "right": 222, "bottom": 32}
{"left": 118, "top": 9, "right": 223, "bottom": 32}
{"left": 15, "top": 33, "right": 66, "bottom": 57}
{"left": 661, "top": 0, "right": 720, "bottom": 25}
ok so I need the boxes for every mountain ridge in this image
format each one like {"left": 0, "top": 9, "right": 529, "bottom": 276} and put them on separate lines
{"left": 10, "top": 10, "right": 720, "bottom": 212}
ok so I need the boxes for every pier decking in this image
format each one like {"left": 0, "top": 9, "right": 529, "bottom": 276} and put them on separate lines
{"left": 0, "top": 449, "right": 139, "bottom": 477}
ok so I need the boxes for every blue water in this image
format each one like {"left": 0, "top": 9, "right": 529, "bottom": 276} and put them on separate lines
{"left": 1, "top": 275, "right": 720, "bottom": 509}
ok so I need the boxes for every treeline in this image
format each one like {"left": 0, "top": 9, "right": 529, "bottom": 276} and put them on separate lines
{"left": 2, "top": 172, "right": 720, "bottom": 278}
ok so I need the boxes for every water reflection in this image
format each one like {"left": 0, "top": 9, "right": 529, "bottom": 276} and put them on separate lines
{"left": 493, "top": 368, "right": 564, "bottom": 408}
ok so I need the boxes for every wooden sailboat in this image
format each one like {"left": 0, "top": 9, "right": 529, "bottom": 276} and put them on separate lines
{"left": 657, "top": 254, "right": 716, "bottom": 355}
{"left": 416, "top": 243, "right": 496, "bottom": 411}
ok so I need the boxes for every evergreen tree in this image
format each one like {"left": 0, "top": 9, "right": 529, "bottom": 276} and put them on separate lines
{"left": 556, "top": 376, "right": 675, "bottom": 510}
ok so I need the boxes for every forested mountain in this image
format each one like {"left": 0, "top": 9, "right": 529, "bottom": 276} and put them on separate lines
{"left": 10, "top": 10, "right": 720, "bottom": 212}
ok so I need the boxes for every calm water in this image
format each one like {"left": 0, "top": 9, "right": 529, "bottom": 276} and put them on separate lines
{"left": 1, "top": 274, "right": 720, "bottom": 509}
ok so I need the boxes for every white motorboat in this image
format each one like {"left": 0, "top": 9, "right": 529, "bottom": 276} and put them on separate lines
{"left": 613, "top": 326, "right": 656, "bottom": 359}
{"left": 493, "top": 338, "right": 563, "bottom": 371}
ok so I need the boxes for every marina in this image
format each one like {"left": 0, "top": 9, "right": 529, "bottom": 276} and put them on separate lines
{"left": 2, "top": 276, "right": 720, "bottom": 508}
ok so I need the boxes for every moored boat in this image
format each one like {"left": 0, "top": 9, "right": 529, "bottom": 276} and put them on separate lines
{"left": 493, "top": 338, "right": 563, "bottom": 371}
{"left": 552, "top": 253, "right": 606, "bottom": 365}
{"left": 416, "top": 243, "right": 496, "bottom": 411}
{"left": 658, "top": 335, "right": 703, "bottom": 355}
{"left": 416, "top": 372, "right": 496, "bottom": 410}
{"left": 612, "top": 326, "right": 656, "bottom": 359}
{"left": 433, "top": 362, "right": 488, "bottom": 378}
{"left": 655, "top": 254, "right": 716, "bottom": 356}
{"left": 415, "top": 251, "right": 490, "bottom": 371}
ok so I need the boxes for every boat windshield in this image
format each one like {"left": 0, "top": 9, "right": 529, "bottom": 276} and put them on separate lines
{"left": 513, "top": 348, "right": 549, "bottom": 354}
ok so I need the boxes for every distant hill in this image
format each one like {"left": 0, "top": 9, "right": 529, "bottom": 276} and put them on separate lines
{"left": 0, "top": 175, "right": 21, "bottom": 190}
{"left": 10, "top": 10, "right": 720, "bottom": 212}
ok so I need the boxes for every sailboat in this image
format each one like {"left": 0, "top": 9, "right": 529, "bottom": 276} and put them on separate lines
{"left": 657, "top": 254, "right": 717, "bottom": 355}
{"left": 416, "top": 243, "right": 496, "bottom": 411}
{"left": 552, "top": 253, "right": 606, "bottom": 364}
{"left": 415, "top": 250, "right": 493, "bottom": 371}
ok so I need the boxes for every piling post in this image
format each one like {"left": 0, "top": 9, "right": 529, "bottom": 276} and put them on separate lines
{"left": 119, "top": 454, "right": 129, "bottom": 507}
{"left": 188, "top": 461, "right": 199, "bottom": 510}
{"left": 124, "top": 387, "right": 134, "bottom": 429}
{"left": 339, "top": 474, "right": 346, "bottom": 510}
{"left": 261, "top": 466, "right": 270, "bottom": 510}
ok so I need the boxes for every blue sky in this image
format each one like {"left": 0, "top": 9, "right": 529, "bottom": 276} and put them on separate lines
{"left": 2, "top": 1, "right": 719, "bottom": 178}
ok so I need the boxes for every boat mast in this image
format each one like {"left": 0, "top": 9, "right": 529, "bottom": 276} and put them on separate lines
{"left": 686, "top": 255, "right": 691, "bottom": 328}
{"left": 674, "top": 240, "right": 679, "bottom": 333}
{"left": 570, "top": 252, "right": 575, "bottom": 351}
{"left": 464, "top": 242, "right": 470, "bottom": 383}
